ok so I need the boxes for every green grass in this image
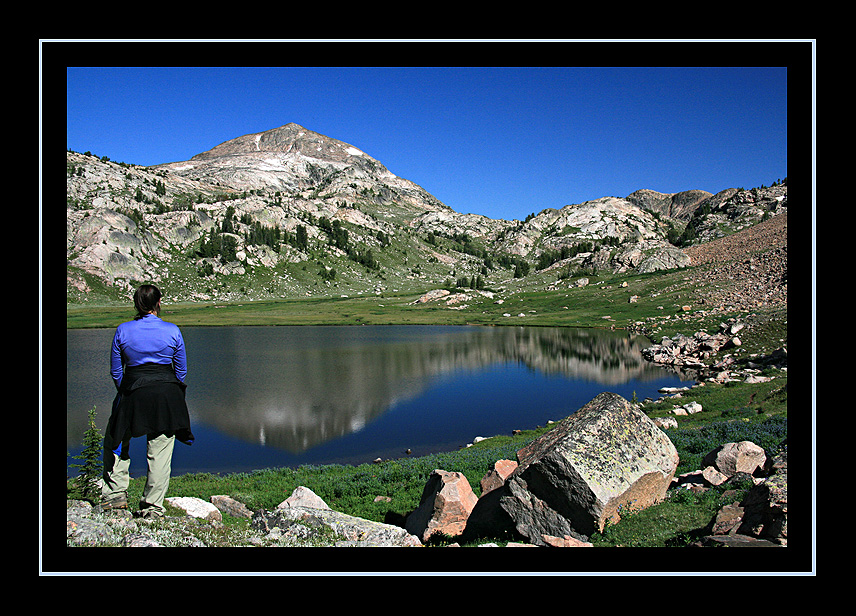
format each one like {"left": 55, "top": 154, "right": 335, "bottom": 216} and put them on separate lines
{"left": 589, "top": 476, "right": 758, "bottom": 547}
{"left": 65, "top": 266, "right": 732, "bottom": 328}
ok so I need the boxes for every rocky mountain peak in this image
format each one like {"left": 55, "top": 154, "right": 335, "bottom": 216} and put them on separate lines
{"left": 153, "top": 122, "right": 446, "bottom": 210}
{"left": 190, "top": 123, "right": 370, "bottom": 165}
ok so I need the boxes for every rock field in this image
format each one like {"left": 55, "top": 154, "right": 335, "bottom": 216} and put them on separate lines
{"left": 682, "top": 211, "right": 788, "bottom": 312}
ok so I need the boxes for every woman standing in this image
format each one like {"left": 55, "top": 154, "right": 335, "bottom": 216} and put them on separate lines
{"left": 99, "top": 284, "right": 194, "bottom": 518}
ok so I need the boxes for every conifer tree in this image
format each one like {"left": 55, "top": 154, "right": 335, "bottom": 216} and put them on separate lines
{"left": 69, "top": 406, "right": 103, "bottom": 502}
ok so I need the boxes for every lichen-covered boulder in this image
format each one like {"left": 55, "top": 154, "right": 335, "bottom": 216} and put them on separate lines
{"left": 498, "top": 392, "right": 679, "bottom": 544}
{"left": 252, "top": 506, "right": 423, "bottom": 547}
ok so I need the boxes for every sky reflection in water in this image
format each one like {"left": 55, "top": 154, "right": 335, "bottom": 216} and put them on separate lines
{"left": 67, "top": 325, "right": 692, "bottom": 476}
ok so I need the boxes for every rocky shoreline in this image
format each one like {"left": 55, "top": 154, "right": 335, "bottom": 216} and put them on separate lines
{"left": 65, "top": 436, "right": 787, "bottom": 549}
{"left": 67, "top": 385, "right": 788, "bottom": 550}
{"left": 640, "top": 317, "right": 788, "bottom": 383}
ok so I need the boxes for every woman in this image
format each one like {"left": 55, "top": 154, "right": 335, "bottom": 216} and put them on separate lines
{"left": 100, "top": 284, "right": 194, "bottom": 517}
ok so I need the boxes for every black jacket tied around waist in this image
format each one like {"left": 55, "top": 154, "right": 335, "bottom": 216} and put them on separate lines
{"left": 107, "top": 363, "right": 194, "bottom": 451}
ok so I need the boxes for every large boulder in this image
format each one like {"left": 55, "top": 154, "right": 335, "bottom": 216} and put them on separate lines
{"left": 165, "top": 496, "right": 223, "bottom": 522}
{"left": 252, "top": 506, "right": 423, "bottom": 547}
{"left": 703, "top": 441, "right": 768, "bottom": 477}
{"left": 737, "top": 445, "right": 787, "bottom": 544}
{"left": 497, "top": 392, "right": 680, "bottom": 545}
{"left": 405, "top": 469, "right": 479, "bottom": 542}
{"left": 277, "top": 486, "right": 331, "bottom": 510}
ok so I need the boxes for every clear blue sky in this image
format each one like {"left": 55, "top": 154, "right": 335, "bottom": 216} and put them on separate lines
{"left": 64, "top": 54, "right": 794, "bottom": 222}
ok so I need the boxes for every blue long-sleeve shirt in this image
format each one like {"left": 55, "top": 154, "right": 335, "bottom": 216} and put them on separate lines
{"left": 110, "top": 314, "right": 187, "bottom": 389}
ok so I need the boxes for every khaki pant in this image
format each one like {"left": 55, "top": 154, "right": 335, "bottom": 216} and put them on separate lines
{"left": 102, "top": 432, "right": 175, "bottom": 514}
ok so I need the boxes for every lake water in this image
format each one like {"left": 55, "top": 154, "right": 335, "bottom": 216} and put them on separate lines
{"left": 66, "top": 325, "right": 691, "bottom": 476}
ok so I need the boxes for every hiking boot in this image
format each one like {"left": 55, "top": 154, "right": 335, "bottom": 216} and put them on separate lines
{"left": 136, "top": 508, "right": 164, "bottom": 520}
{"left": 97, "top": 494, "right": 128, "bottom": 513}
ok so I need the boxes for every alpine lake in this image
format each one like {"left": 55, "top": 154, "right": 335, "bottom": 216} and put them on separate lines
{"left": 66, "top": 323, "right": 692, "bottom": 477}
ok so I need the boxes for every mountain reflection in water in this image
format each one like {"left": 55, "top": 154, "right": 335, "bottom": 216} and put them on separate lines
{"left": 66, "top": 325, "right": 690, "bottom": 474}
